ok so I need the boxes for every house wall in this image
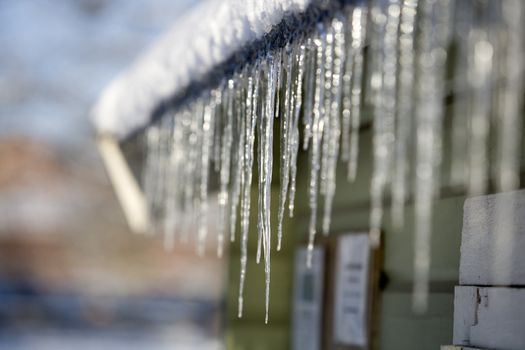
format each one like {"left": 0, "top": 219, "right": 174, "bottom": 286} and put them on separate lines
{"left": 224, "top": 107, "right": 525, "bottom": 350}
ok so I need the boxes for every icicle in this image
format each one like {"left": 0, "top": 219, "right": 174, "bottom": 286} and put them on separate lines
{"left": 190, "top": 103, "right": 205, "bottom": 255}
{"left": 172, "top": 113, "right": 187, "bottom": 244}
{"left": 154, "top": 119, "right": 168, "bottom": 239}
{"left": 164, "top": 114, "right": 180, "bottom": 251}
{"left": 322, "top": 17, "right": 345, "bottom": 236}
{"left": 159, "top": 118, "right": 170, "bottom": 240}
{"left": 274, "top": 51, "right": 283, "bottom": 120}
{"left": 256, "top": 67, "right": 265, "bottom": 266}
{"left": 196, "top": 96, "right": 214, "bottom": 257}
{"left": 340, "top": 10, "right": 354, "bottom": 162}
{"left": 179, "top": 111, "right": 192, "bottom": 243}
{"left": 320, "top": 24, "right": 335, "bottom": 200}
{"left": 277, "top": 46, "right": 294, "bottom": 251}
{"left": 302, "top": 38, "right": 316, "bottom": 151}
{"left": 413, "top": 0, "right": 452, "bottom": 313}
{"left": 183, "top": 108, "right": 199, "bottom": 244}
{"left": 257, "top": 55, "right": 277, "bottom": 324}
{"left": 162, "top": 124, "right": 174, "bottom": 249}
{"left": 217, "top": 80, "right": 235, "bottom": 257}
{"left": 229, "top": 76, "right": 246, "bottom": 243}
{"left": 213, "top": 91, "right": 223, "bottom": 173}
{"left": 347, "top": 6, "right": 368, "bottom": 182}
{"left": 288, "top": 43, "right": 306, "bottom": 219}
{"left": 255, "top": 56, "right": 279, "bottom": 264}
{"left": 143, "top": 124, "right": 160, "bottom": 234}
{"left": 467, "top": 9, "right": 493, "bottom": 196}
{"left": 391, "top": 0, "right": 418, "bottom": 229}
{"left": 497, "top": 0, "right": 524, "bottom": 192}
{"left": 238, "top": 67, "right": 259, "bottom": 318}
{"left": 369, "top": 0, "right": 398, "bottom": 246}
{"left": 186, "top": 106, "right": 200, "bottom": 242}
{"left": 320, "top": 26, "right": 336, "bottom": 206}
{"left": 449, "top": 0, "right": 472, "bottom": 188}
{"left": 307, "top": 26, "right": 327, "bottom": 268}
{"left": 158, "top": 117, "right": 171, "bottom": 235}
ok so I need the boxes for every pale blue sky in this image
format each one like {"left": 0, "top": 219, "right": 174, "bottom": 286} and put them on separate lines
{"left": 0, "top": 0, "right": 199, "bottom": 146}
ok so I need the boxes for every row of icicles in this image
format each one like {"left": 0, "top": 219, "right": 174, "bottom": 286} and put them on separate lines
{"left": 141, "top": 0, "right": 524, "bottom": 322}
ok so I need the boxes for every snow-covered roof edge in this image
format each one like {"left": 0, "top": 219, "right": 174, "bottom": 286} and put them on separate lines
{"left": 92, "top": 0, "right": 311, "bottom": 140}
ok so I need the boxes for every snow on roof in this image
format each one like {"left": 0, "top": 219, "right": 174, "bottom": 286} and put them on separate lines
{"left": 92, "top": 0, "right": 311, "bottom": 140}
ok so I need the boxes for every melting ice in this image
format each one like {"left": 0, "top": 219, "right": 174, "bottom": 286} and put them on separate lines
{"left": 140, "top": 0, "right": 524, "bottom": 319}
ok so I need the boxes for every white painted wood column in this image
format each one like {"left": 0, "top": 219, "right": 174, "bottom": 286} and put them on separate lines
{"left": 444, "top": 190, "right": 525, "bottom": 350}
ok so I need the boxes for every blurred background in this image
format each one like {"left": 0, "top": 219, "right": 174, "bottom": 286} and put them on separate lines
{"left": 0, "top": 0, "right": 226, "bottom": 349}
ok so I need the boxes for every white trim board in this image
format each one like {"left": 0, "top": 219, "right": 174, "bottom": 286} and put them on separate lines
{"left": 453, "top": 286, "right": 525, "bottom": 350}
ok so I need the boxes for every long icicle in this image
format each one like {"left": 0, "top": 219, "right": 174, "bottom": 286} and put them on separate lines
{"left": 307, "top": 26, "right": 326, "bottom": 268}
{"left": 197, "top": 98, "right": 214, "bottom": 256}
{"left": 230, "top": 76, "right": 246, "bottom": 243}
{"left": 178, "top": 111, "right": 190, "bottom": 242}
{"left": 288, "top": 43, "right": 306, "bottom": 219}
{"left": 256, "top": 73, "right": 265, "bottom": 265}
{"left": 369, "top": 0, "right": 396, "bottom": 247}
{"left": 466, "top": 6, "right": 492, "bottom": 196}
{"left": 238, "top": 68, "right": 259, "bottom": 318}
{"left": 143, "top": 124, "right": 161, "bottom": 234}
{"left": 391, "top": 0, "right": 418, "bottom": 229}
{"left": 320, "top": 24, "right": 335, "bottom": 199}
{"left": 213, "top": 90, "right": 223, "bottom": 173}
{"left": 162, "top": 115, "right": 175, "bottom": 249}
{"left": 155, "top": 118, "right": 170, "bottom": 237}
{"left": 194, "top": 102, "right": 205, "bottom": 252}
{"left": 185, "top": 107, "right": 199, "bottom": 244}
{"left": 277, "top": 46, "right": 294, "bottom": 251}
{"left": 164, "top": 113, "right": 183, "bottom": 249}
{"left": 259, "top": 55, "right": 277, "bottom": 324}
{"left": 302, "top": 38, "right": 316, "bottom": 151}
{"left": 322, "top": 16, "right": 345, "bottom": 235}
{"left": 347, "top": 5, "right": 368, "bottom": 182}
{"left": 217, "top": 80, "right": 235, "bottom": 257}
{"left": 340, "top": 9, "right": 354, "bottom": 162}
{"left": 449, "top": 0, "right": 472, "bottom": 188}
{"left": 413, "top": 0, "right": 452, "bottom": 313}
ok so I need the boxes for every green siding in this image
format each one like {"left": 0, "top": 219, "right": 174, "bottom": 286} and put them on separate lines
{"left": 224, "top": 111, "right": 525, "bottom": 349}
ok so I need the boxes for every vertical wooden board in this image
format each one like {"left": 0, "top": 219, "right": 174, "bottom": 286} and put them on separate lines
{"left": 460, "top": 190, "right": 525, "bottom": 286}
{"left": 453, "top": 286, "right": 477, "bottom": 346}
{"left": 454, "top": 286, "right": 525, "bottom": 350}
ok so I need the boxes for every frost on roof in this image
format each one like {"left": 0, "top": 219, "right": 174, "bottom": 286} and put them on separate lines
{"left": 92, "top": 0, "right": 311, "bottom": 139}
